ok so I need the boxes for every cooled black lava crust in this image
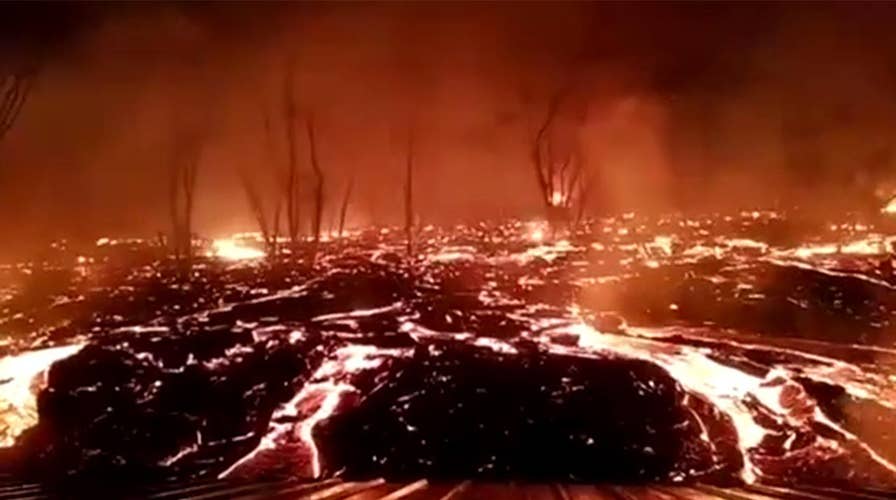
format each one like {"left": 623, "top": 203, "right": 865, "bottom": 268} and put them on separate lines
{"left": 315, "top": 341, "right": 741, "bottom": 483}
{"left": 4, "top": 216, "right": 896, "bottom": 490}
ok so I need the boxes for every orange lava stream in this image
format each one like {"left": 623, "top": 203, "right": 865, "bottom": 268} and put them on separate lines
{"left": 562, "top": 321, "right": 896, "bottom": 483}
{"left": 10, "top": 217, "right": 896, "bottom": 485}
{"left": 0, "top": 343, "right": 84, "bottom": 447}
{"left": 219, "top": 345, "right": 410, "bottom": 479}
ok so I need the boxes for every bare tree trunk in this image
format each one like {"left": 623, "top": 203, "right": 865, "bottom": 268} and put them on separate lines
{"left": 529, "top": 87, "right": 590, "bottom": 230}
{"left": 338, "top": 176, "right": 354, "bottom": 238}
{"left": 531, "top": 91, "right": 563, "bottom": 212}
{"left": 574, "top": 175, "right": 591, "bottom": 229}
{"left": 237, "top": 111, "right": 281, "bottom": 260}
{"left": 0, "top": 74, "right": 33, "bottom": 143}
{"left": 264, "top": 112, "right": 281, "bottom": 259}
{"left": 306, "top": 115, "right": 324, "bottom": 263}
{"left": 237, "top": 168, "right": 271, "bottom": 248}
{"left": 404, "top": 128, "right": 415, "bottom": 257}
{"left": 168, "top": 163, "right": 182, "bottom": 266}
{"left": 183, "top": 152, "right": 198, "bottom": 271}
{"left": 282, "top": 59, "right": 301, "bottom": 246}
{"left": 271, "top": 201, "right": 282, "bottom": 259}
{"left": 169, "top": 132, "right": 202, "bottom": 279}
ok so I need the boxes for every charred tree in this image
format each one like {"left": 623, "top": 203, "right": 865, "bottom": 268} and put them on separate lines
{"left": 530, "top": 89, "right": 590, "bottom": 229}
{"left": 573, "top": 161, "right": 592, "bottom": 228}
{"left": 237, "top": 169, "right": 281, "bottom": 259}
{"left": 338, "top": 175, "right": 354, "bottom": 238}
{"left": 0, "top": 71, "right": 34, "bottom": 145}
{"left": 306, "top": 114, "right": 325, "bottom": 262}
{"left": 531, "top": 91, "right": 562, "bottom": 212}
{"left": 282, "top": 59, "right": 302, "bottom": 246}
{"left": 265, "top": 113, "right": 283, "bottom": 257}
{"left": 169, "top": 131, "right": 202, "bottom": 278}
{"left": 238, "top": 112, "right": 281, "bottom": 259}
{"left": 404, "top": 128, "right": 415, "bottom": 257}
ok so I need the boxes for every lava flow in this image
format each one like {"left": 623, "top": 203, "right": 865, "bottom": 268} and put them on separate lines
{"left": 2, "top": 213, "right": 896, "bottom": 492}
{"left": 0, "top": 343, "right": 84, "bottom": 447}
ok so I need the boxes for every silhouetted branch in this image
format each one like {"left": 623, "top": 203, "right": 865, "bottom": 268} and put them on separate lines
{"left": 531, "top": 91, "right": 563, "bottom": 208}
{"left": 574, "top": 170, "right": 591, "bottom": 228}
{"left": 306, "top": 113, "right": 325, "bottom": 263}
{"left": 237, "top": 167, "right": 271, "bottom": 248}
{"left": 404, "top": 127, "right": 415, "bottom": 257}
{"left": 338, "top": 175, "right": 354, "bottom": 238}
{"left": 239, "top": 110, "right": 281, "bottom": 258}
{"left": 0, "top": 73, "right": 34, "bottom": 143}
{"left": 528, "top": 85, "right": 590, "bottom": 228}
{"left": 282, "top": 56, "right": 301, "bottom": 245}
{"left": 169, "top": 129, "right": 203, "bottom": 278}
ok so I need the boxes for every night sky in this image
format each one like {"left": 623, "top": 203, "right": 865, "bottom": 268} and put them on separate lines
{"left": 2, "top": 2, "right": 896, "bottom": 258}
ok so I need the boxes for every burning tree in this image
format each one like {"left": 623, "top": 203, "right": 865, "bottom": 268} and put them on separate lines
{"left": 530, "top": 89, "right": 591, "bottom": 228}
{"left": 168, "top": 128, "right": 203, "bottom": 276}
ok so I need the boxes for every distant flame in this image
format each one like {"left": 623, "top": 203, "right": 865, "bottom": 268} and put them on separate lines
{"left": 526, "top": 221, "right": 548, "bottom": 243}
{"left": 211, "top": 238, "right": 265, "bottom": 261}
{"left": 882, "top": 197, "right": 896, "bottom": 214}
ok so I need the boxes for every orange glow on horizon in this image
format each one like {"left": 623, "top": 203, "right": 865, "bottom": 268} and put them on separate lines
{"left": 210, "top": 238, "right": 266, "bottom": 261}
{"left": 882, "top": 197, "right": 896, "bottom": 215}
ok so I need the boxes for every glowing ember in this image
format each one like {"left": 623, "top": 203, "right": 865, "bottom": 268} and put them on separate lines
{"left": 882, "top": 197, "right": 896, "bottom": 214}
{"left": 527, "top": 221, "right": 547, "bottom": 242}
{"left": 651, "top": 235, "right": 675, "bottom": 256}
{"left": 516, "top": 239, "right": 578, "bottom": 263}
{"left": 7, "top": 214, "right": 896, "bottom": 490}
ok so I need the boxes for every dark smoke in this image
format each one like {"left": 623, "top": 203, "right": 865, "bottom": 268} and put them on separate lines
{"left": 1, "top": 3, "right": 896, "bottom": 259}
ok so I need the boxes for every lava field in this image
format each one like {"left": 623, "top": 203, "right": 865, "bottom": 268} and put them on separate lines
{"left": 2, "top": 212, "right": 896, "bottom": 491}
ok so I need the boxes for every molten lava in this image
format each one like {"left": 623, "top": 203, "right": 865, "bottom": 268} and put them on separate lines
{"left": 2, "top": 212, "right": 896, "bottom": 491}
{"left": 0, "top": 344, "right": 84, "bottom": 447}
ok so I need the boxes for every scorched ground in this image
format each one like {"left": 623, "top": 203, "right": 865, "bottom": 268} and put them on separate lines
{"left": 2, "top": 211, "right": 896, "bottom": 491}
